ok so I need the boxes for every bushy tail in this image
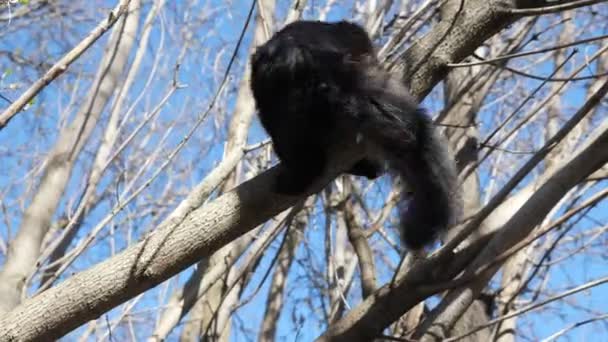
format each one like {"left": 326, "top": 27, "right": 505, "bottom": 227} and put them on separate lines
{"left": 393, "top": 119, "right": 461, "bottom": 249}
{"left": 357, "top": 71, "right": 461, "bottom": 249}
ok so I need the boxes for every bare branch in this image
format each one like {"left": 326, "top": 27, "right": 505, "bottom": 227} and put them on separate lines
{"left": 448, "top": 33, "right": 608, "bottom": 67}
{"left": 445, "top": 276, "right": 608, "bottom": 342}
{"left": 0, "top": 0, "right": 130, "bottom": 129}
{"left": 507, "top": 0, "right": 608, "bottom": 16}
{"left": 0, "top": 0, "right": 141, "bottom": 313}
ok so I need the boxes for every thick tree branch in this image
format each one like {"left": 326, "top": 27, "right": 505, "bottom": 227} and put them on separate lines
{"left": 396, "top": 0, "right": 518, "bottom": 100}
{"left": 0, "top": 135, "right": 365, "bottom": 340}
{"left": 3, "top": 0, "right": 602, "bottom": 340}
{"left": 415, "top": 114, "right": 608, "bottom": 341}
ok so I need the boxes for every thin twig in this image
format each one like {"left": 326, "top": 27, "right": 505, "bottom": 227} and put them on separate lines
{"left": 0, "top": 0, "right": 130, "bottom": 129}
{"left": 448, "top": 33, "right": 608, "bottom": 67}
{"left": 506, "top": 0, "right": 608, "bottom": 16}
{"left": 444, "top": 276, "right": 608, "bottom": 341}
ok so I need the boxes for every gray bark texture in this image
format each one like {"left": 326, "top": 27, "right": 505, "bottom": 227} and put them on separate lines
{"left": 0, "top": 1, "right": 605, "bottom": 340}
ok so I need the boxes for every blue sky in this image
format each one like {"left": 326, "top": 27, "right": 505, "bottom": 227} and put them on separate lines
{"left": 0, "top": 1, "right": 607, "bottom": 341}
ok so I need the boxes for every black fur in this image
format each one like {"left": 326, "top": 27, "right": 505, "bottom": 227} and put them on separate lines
{"left": 250, "top": 20, "right": 460, "bottom": 249}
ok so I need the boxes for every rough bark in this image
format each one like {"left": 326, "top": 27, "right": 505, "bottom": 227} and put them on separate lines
{"left": 2, "top": 1, "right": 600, "bottom": 340}
{"left": 0, "top": 128, "right": 367, "bottom": 340}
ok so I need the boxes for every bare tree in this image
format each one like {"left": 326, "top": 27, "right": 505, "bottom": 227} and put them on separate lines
{"left": 0, "top": 0, "right": 607, "bottom": 341}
